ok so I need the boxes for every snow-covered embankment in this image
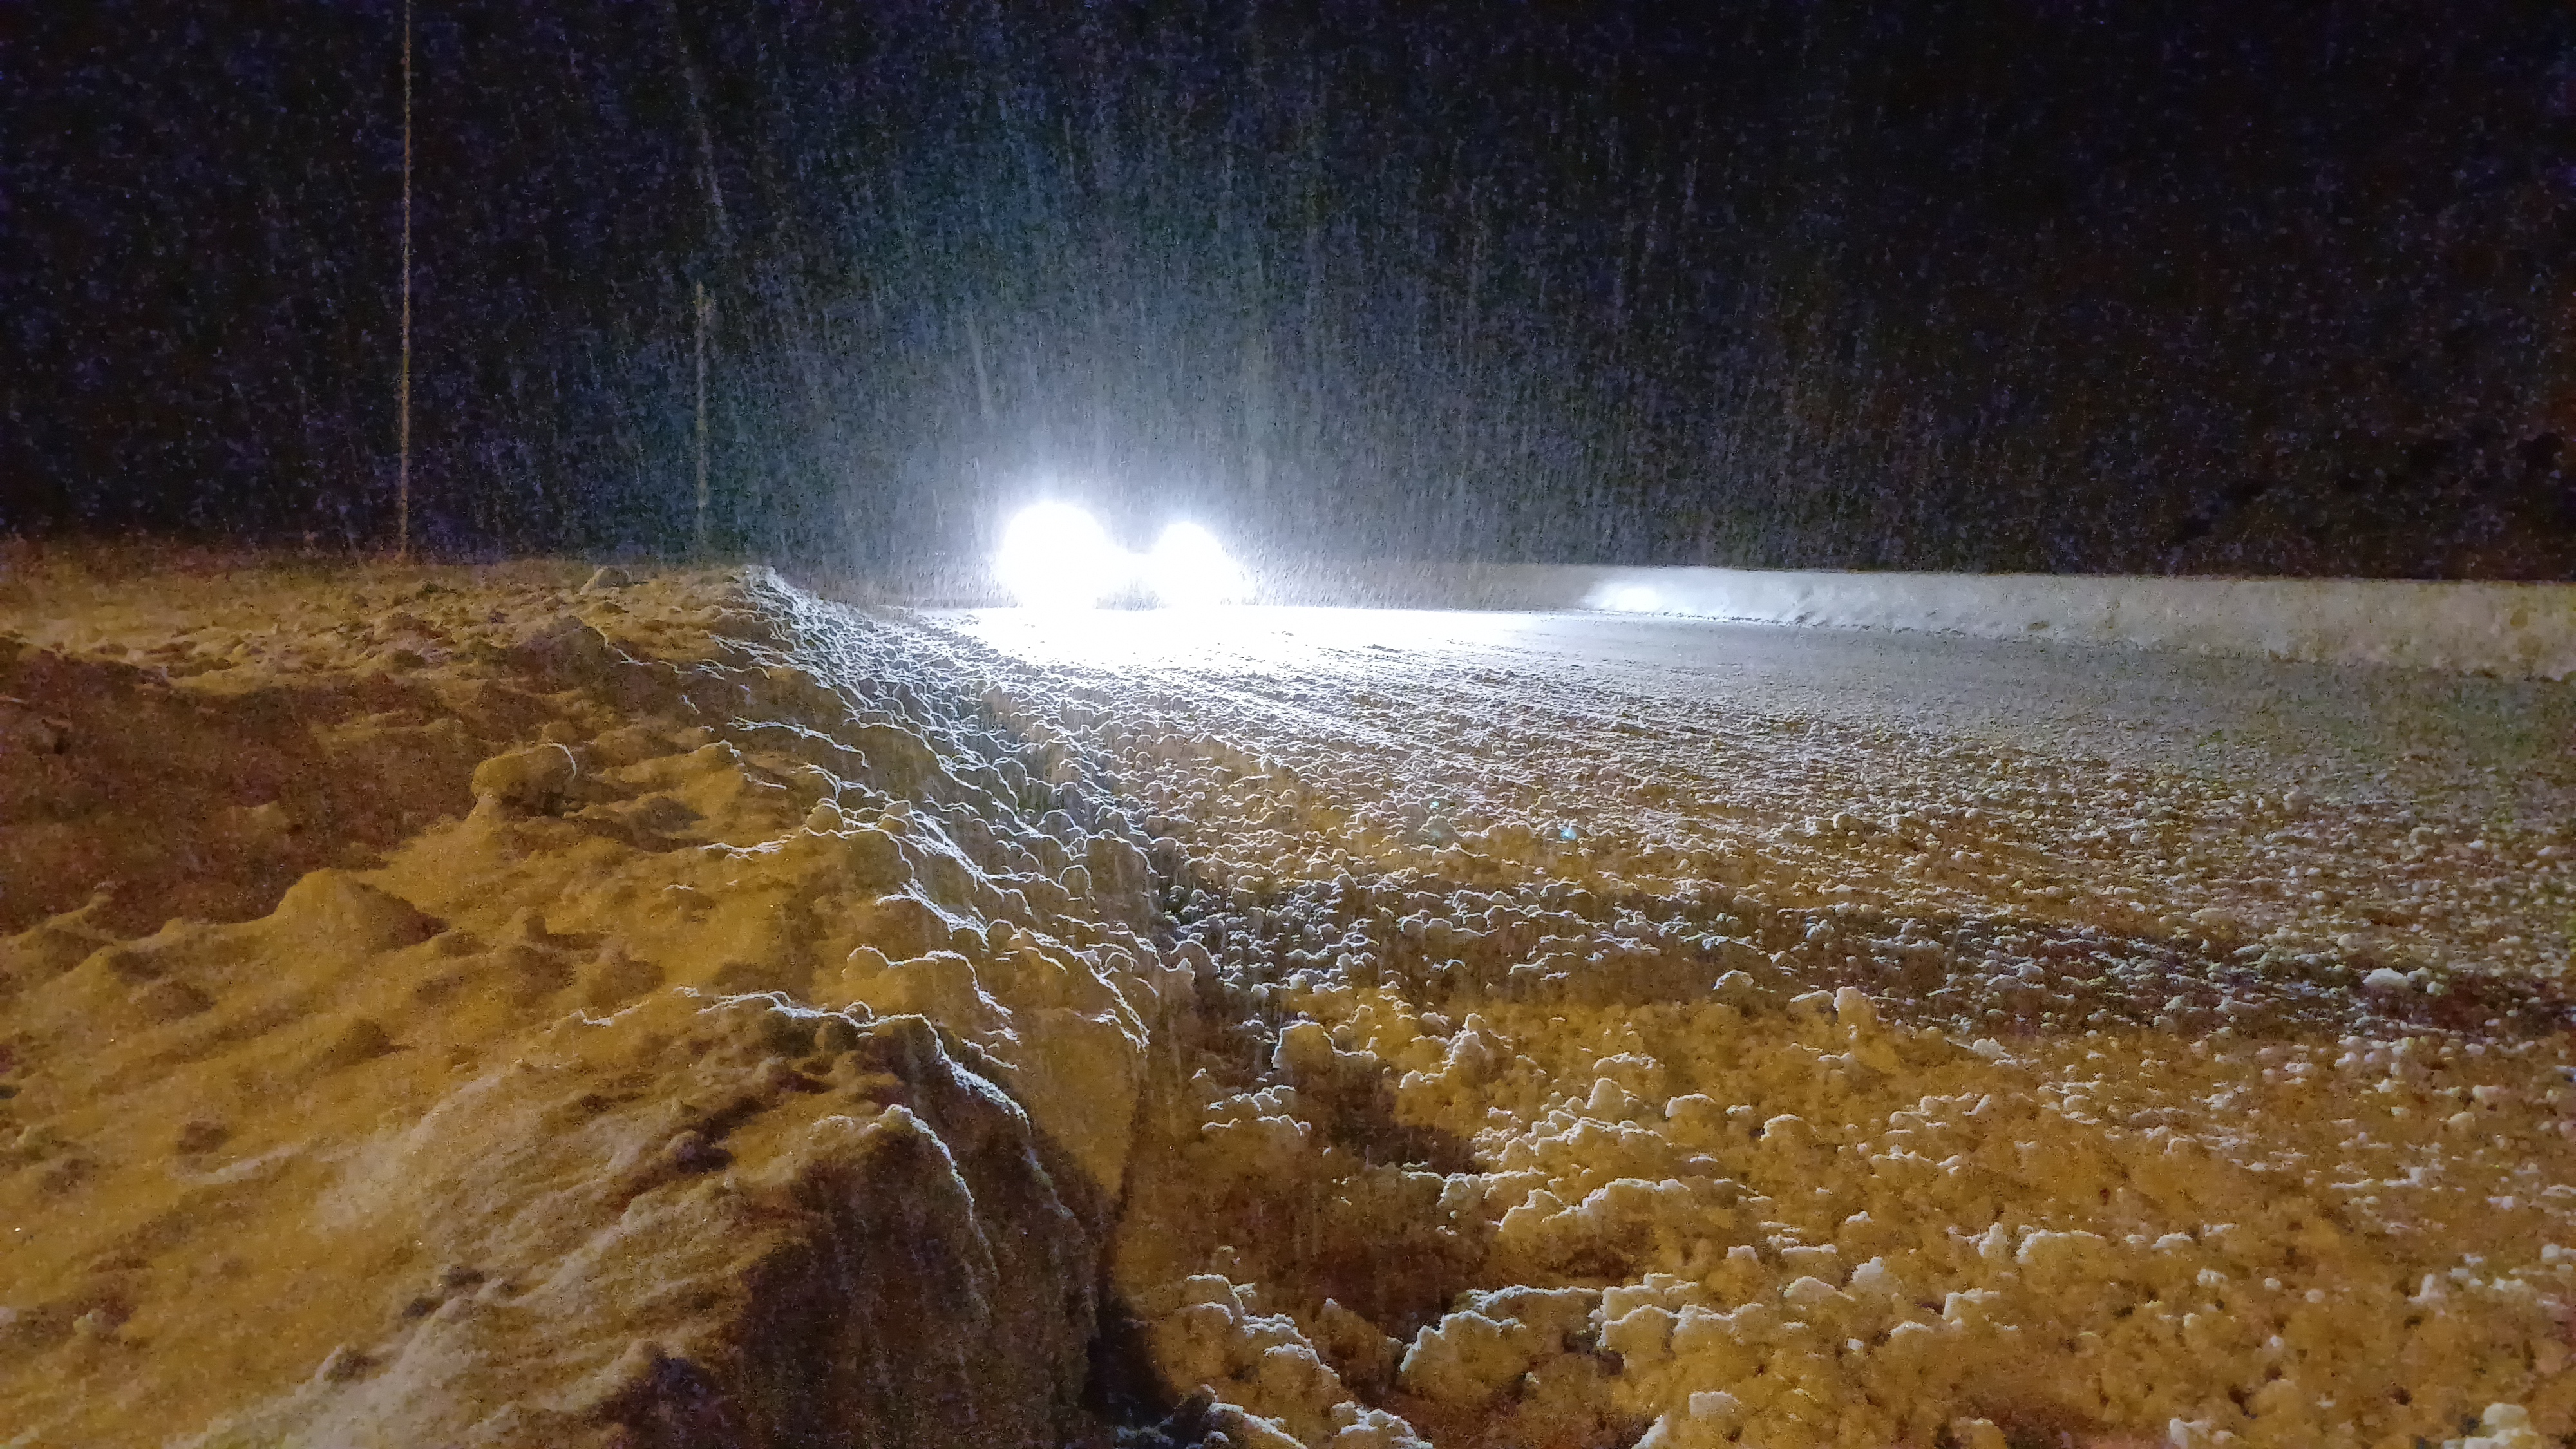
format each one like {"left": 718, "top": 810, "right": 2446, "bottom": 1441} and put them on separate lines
{"left": 0, "top": 562, "right": 1188, "bottom": 1448}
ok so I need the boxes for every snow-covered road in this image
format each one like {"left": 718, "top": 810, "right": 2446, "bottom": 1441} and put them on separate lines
{"left": 936, "top": 605, "right": 2573, "bottom": 1005}
{"left": 892, "top": 601, "right": 2576, "bottom": 1444}
{"left": 947, "top": 605, "right": 2574, "bottom": 798}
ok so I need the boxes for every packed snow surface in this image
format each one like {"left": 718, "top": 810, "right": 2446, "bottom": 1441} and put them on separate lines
{"left": 3, "top": 556, "right": 2573, "bottom": 1449}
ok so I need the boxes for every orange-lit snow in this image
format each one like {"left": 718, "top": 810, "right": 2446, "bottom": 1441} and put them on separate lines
{"left": 3, "top": 554, "right": 2571, "bottom": 1448}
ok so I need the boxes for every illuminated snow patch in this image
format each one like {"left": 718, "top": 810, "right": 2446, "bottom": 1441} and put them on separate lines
{"left": 1594, "top": 582, "right": 1665, "bottom": 613}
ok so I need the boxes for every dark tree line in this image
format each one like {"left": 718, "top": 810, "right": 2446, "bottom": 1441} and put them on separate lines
{"left": 7, "top": 0, "right": 2574, "bottom": 576}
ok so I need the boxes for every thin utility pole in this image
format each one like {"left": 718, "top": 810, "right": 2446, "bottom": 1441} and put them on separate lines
{"left": 694, "top": 279, "right": 710, "bottom": 554}
{"left": 666, "top": 0, "right": 726, "bottom": 558}
{"left": 397, "top": 0, "right": 413, "bottom": 560}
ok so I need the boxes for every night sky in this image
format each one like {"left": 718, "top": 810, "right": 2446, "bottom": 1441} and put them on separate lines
{"left": 8, "top": 1, "right": 2575, "bottom": 576}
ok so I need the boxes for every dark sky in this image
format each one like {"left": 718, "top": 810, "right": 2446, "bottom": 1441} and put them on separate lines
{"left": 8, "top": 0, "right": 2575, "bottom": 575}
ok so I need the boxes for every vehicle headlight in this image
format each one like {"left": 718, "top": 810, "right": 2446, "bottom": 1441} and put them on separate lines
{"left": 994, "top": 502, "right": 1126, "bottom": 610}
{"left": 1144, "top": 521, "right": 1249, "bottom": 607}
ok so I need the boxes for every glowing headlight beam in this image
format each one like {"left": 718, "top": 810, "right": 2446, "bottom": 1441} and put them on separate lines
{"left": 994, "top": 502, "right": 1128, "bottom": 610}
{"left": 1143, "top": 521, "right": 1249, "bottom": 608}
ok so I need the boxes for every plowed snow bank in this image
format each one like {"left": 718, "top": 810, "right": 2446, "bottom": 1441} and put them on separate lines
{"left": 0, "top": 561, "right": 1183, "bottom": 1447}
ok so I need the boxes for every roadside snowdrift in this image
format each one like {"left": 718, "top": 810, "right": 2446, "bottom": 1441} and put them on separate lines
{"left": 0, "top": 561, "right": 1182, "bottom": 1448}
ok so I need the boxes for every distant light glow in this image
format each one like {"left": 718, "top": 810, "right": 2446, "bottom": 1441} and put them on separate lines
{"left": 1598, "top": 583, "right": 1663, "bottom": 612}
{"left": 995, "top": 502, "right": 1126, "bottom": 609}
{"left": 1144, "top": 521, "right": 1250, "bottom": 607}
